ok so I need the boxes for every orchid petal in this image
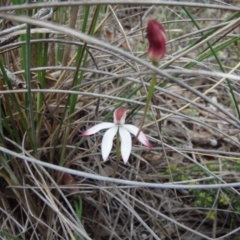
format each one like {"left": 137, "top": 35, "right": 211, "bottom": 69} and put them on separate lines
{"left": 123, "top": 124, "right": 152, "bottom": 148}
{"left": 119, "top": 127, "right": 132, "bottom": 164}
{"left": 80, "top": 122, "right": 115, "bottom": 136}
{"left": 101, "top": 126, "right": 118, "bottom": 161}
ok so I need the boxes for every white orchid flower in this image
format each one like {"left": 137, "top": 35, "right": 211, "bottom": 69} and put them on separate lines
{"left": 80, "top": 108, "right": 152, "bottom": 163}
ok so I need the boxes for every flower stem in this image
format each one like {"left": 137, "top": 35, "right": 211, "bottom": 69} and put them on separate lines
{"left": 112, "top": 131, "right": 121, "bottom": 177}
{"left": 135, "top": 61, "right": 158, "bottom": 140}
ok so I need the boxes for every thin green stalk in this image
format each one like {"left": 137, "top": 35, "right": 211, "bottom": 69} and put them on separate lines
{"left": 175, "top": 11, "right": 240, "bottom": 58}
{"left": 0, "top": 91, "right": 7, "bottom": 147}
{"left": 36, "top": 33, "right": 47, "bottom": 111}
{"left": 0, "top": 231, "right": 24, "bottom": 240}
{"left": 183, "top": 6, "right": 240, "bottom": 119}
{"left": 59, "top": 6, "right": 101, "bottom": 165}
{"left": 0, "top": 70, "right": 20, "bottom": 143}
{"left": 111, "top": 131, "right": 121, "bottom": 177}
{"left": 135, "top": 61, "right": 158, "bottom": 139}
{"left": 185, "top": 36, "right": 240, "bottom": 70}
{"left": 0, "top": 99, "right": 19, "bottom": 143}
{"left": 36, "top": 33, "right": 48, "bottom": 143}
{"left": 0, "top": 62, "right": 30, "bottom": 145}
{"left": 69, "top": 6, "right": 100, "bottom": 115}
{"left": 57, "top": 5, "right": 91, "bottom": 165}
{"left": 74, "top": 196, "right": 83, "bottom": 240}
{"left": 25, "top": 5, "right": 38, "bottom": 157}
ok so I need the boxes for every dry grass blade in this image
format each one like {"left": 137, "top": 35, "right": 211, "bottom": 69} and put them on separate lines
{"left": 1, "top": 1, "right": 240, "bottom": 240}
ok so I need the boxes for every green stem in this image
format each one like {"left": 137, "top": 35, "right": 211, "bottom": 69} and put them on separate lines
{"left": 112, "top": 130, "right": 121, "bottom": 177}
{"left": 135, "top": 61, "right": 158, "bottom": 140}
{"left": 183, "top": 6, "right": 240, "bottom": 119}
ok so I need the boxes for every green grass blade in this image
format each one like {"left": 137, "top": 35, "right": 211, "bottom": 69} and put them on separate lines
{"left": 0, "top": 62, "right": 29, "bottom": 145}
{"left": 25, "top": 7, "right": 38, "bottom": 157}
{"left": 60, "top": 6, "right": 101, "bottom": 165}
{"left": 183, "top": 7, "right": 240, "bottom": 119}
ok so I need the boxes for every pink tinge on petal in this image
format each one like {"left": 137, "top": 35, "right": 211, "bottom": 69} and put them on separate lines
{"left": 137, "top": 131, "right": 152, "bottom": 148}
{"left": 147, "top": 19, "right": 166, "bottom": 62}
{"left": 118, "top": 127, "right": 132, "bottom": 164}
{"left": 80, "top": 122, "right": 115, "bottom": 136}
{"left": 101, "top": 126, "right": 118, "bottom": 161}
{"left": 123, "top": 124, "right": 152, "bottom": 148}
{"left": 113, "top": 108, "right": 126, "bottom": 125}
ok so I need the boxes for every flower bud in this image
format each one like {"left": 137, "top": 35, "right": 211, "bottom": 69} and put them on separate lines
{"left": 147, "top": 19, "right": 166, "bottom": 62}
